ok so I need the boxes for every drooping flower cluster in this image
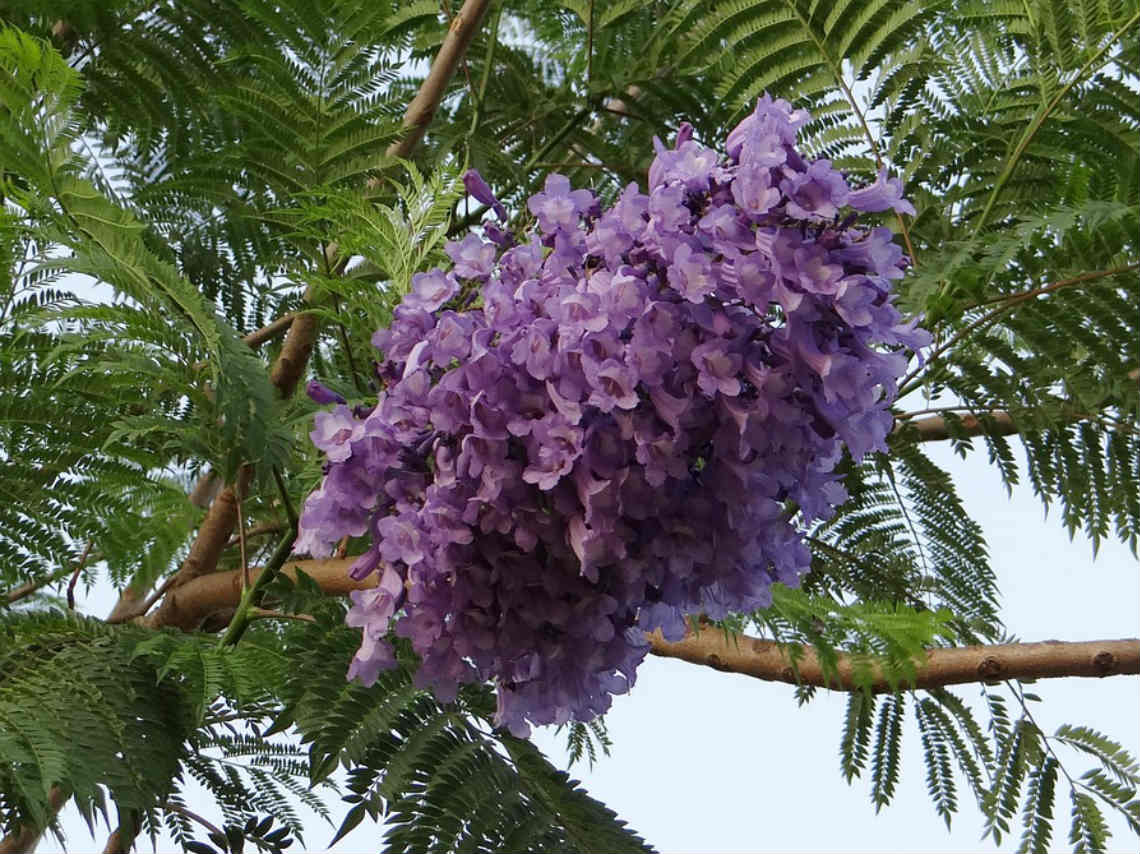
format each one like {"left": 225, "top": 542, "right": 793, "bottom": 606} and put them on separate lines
{"left": 297, "top": 95, "right": 929, "bottom": 736}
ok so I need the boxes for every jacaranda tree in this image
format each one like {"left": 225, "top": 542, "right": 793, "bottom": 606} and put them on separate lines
{"left": 0, "top": 1, "right": 1137, "bottom": 852}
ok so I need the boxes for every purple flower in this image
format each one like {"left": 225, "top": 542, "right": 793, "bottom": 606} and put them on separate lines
{"left": 301, "top": 95, "right": 929, "bottom": 737}
{"left": 346, "top": 626, "right": 398, "bottom": 685}
{"left": 691, "top": 339, "right": 742, "bottom": 397}
{"left": 834, "top": 226, "right": 906, "bottom": 278}
{"left": 649, "top": 135, "right": 720, "bottom": 191}
{"left": 585, "top": 358, "right": 639, "bottom": 412}
{"left": 445, "top": 233, "right": 498, "bottom": 279}
{"left": 522, "top": 414, "right": 583, "bottom": 490}
{"left": 793, "top": 245, "right": 844, "bottom": 295}
{"left": 647, "top": 182, "right": 691, "bottom": 236}
{"left": 510, "top": 318, "right": 558, "bottom": 380}
{"left": 528, "top": 174, "right": 596, "bottom": 233}
{"left": 669, "top": 243, "right": 717, "bottom": 303}
{"left": 306, "top": 380, "right": 347, "bottom": 405}
{"left": 591, "top": 268, "right": 647, "bottom": 323}
{"left": 731, "top": 162, "right": 781, "bottom": 217}
{"left": 430, "top": 311, "right": 474, "bottom": 362}
{"left": 376, "top": 515, "right": 425, "bottom": 567}
{"left": 407, "top": 269, "right": 459, "bottom": 312}
{"left": 371, "top": 306, "right": 435, "bottom": 362}
{"left": 311, "top": 405, "right": 361, "bottom": 463}
{"left": 782, "top": 160, "right": 849, "bottom": 221}
{"left": 346, "top": 565, "right": 406, "bottom": 627}
{"left": 463, "top": 168, "right": 508, "bottom": 220}
{"left": 726, "top": 93, "right": 809, "bottom": 158}
{"left": 698, "top": 204, "right": 753, "bottom": 248}
{"left": 848, "top": 168, "right": 917, "bottom": 216}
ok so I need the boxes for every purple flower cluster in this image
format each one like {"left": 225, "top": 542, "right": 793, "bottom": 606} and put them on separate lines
{"left": 296, "top": 95, "right": 929, "bottom": 736}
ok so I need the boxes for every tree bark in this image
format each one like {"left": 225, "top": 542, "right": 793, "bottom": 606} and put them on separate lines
{"left": 137, "top": 465, "right": 253, "bottom": 628}
{"left": 647, "top": 629, "right": 1140, "bottom": 692}
{"left": 386, "top": 0, "right": 492, "bottom": 161}
{"left": 895, "top": 409, "right": 1020, "bottom": 443}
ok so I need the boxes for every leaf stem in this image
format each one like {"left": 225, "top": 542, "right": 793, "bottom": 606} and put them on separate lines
{"left": 898, "top": 264, "right": 1138, "bottom": 398}
{"left": 217, "top": 526, "right": 298, "bottom": 648}
{"left": 468, "top": 0, "right": 503, "bottom": 139}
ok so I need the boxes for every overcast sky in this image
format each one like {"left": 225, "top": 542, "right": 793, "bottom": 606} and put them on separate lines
{"left": 45, "top": 434, "right": 1138, "bottom": 854}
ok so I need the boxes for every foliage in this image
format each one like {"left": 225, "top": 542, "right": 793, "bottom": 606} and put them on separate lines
{"left": 0, "top": 0, "right": 1137, "bottom": 851}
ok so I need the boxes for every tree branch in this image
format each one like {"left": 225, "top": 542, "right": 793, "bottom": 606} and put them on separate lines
{"left": 386, "top": 0, "right": 493, "bottom": 161}
{"left": 647, "top": 629, "right": 1139, "bottom": 693}
{"left": 0, "top": 785, "right": 68, "bottom": 854}
{"left": 269, "top": 0, "right": 494, "bottom": 392}
{"left": 131, "top": 4, "right": 493, "bottom": 632}
{"left": 242, "top": 312, "right": 295, "bottom": 349}
{"left": 9, "top": 7, "right": 501, "bottom": 849}
{"left": 158, "top": 557, "right": 1140, "bottom": 691}
{"left": 3, "top": 566, "right": 74, "bottom": 607}
{"left": 139, "top": 466, "right": 253, "bottom": 629}
{"left": 893, "top": 409, "right": 1020, "bottom": 443}
{"left": 899, "top": 264, "right": 1139, "bottom": 396}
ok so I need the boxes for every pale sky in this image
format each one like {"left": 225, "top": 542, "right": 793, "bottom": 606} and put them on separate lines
{"left": 45, "top": 437, "right": 1139, "bottom": 853}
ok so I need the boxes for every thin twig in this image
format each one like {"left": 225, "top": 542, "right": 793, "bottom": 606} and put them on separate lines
{"left": 3, "top": 565, "right": 74, "bottom": 607}
{"left": 586, "top": 0, "right": 595, "bottom": 90}
{"left": 164, "top": 803, "right": 222, "bottom": 838}
{"left": 248, "top": 608, "right": 316, "bottom": 624}
{"left": 65, "top": 540, "right": 94, "bottom": 610}
{"left": 236, "top": 498, "right": 250, "bottom": 590}
{"left": 468, "top": 0, "right": 502, "bottom": 139}
{"left": 272, "top": 465, "right": 298, "bottom": 528}
{"left": 973, "top": 263, "right": 1138, "bottom": 307}
{"left": 899, "top": 265, "right": 1139, "bottom": 397}
{"left": 225, "top": 521, "right": 284, "bottom": 549}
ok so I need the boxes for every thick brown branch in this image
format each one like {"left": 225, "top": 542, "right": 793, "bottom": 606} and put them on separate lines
{"left": 270, "top": 0, "right": 492, "bottom": 389}
{"left": 893, "top": 409, "right": 1020, "bottom": 443}
{"left": 139, "top": 556, "right": 366, "bottom": 630}
{"left": 387, "top": 0, "right": 492, "bottom": 161}
{"left": 21, "top": 7, "right": 500, "bottom": 849}
{"left": 267, "top": 311, "right": 319, "bottom": 399}
{"left": 648, "top": 629, "right": 1140, "bottom": 693}
{"left": 157, "top": 557, "right": 1140, "bottom": 691}
{"left": 242, "top": 312, "right": 295, "bottom": 349}
{"left": 136, "top": 465, "right": 253, "bottom": 628}
{"left": 0, "top": 785, "right": 68, "bottom": 854}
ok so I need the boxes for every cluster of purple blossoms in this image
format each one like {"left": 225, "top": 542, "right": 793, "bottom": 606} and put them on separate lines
{"left": 296, "top": 95, "right": 929, "bottom": 736}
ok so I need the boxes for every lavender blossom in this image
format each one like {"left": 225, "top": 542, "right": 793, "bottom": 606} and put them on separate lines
{"left": 306, "top": 381, "right": 347, "bottom": 405}
{"left": 296, "top": 94, "right": 927, "bottom": 737}
{"left": 463, "top": 168, "right": 509, "bottom": 221}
